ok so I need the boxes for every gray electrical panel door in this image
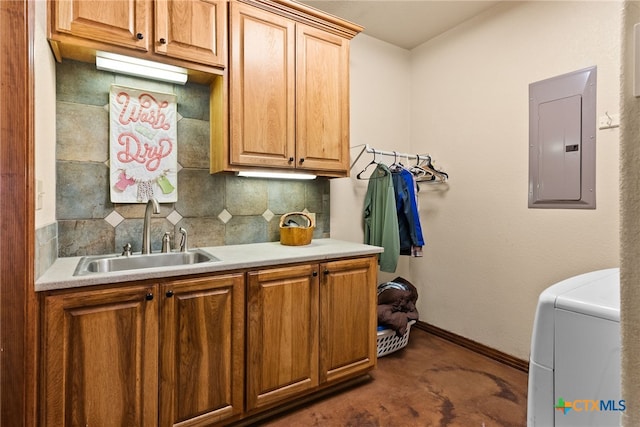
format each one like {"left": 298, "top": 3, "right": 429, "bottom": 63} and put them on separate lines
{"left": 529, "top": 67, "right": 596, "bottom": 209}
{"left": 538, "top": 95, "right": 582, "bottom": 201}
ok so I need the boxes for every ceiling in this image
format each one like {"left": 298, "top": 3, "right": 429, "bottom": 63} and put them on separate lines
{"left": 300, "top": 1, "right": 501, "bottom": 50}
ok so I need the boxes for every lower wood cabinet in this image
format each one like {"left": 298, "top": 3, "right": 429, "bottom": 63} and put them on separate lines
{"left": 246, "top": 263, "right": 320, "bottom": 411}
{"left": 41, "top": 273, "right": 244, "bottom": 427}
{"left": 159, "top": 275, "right": 245, "bottom": 426}
{"left": 246, "top": 256, "right": 377, "bottom": 412}
{"left": 41, "top": 255, "right": 377, "bottom": 425}
{"left": 319, "top": 257, "right": 378, "bottom": 383}
{"left": 42, "top": 283, "right": 158, "bottom": 426}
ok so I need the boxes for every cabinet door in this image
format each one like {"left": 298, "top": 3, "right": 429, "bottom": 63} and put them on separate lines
{"left": 296, "top": 23, "right": 350, "bottom": 172}
{"left": 155, "top": 0, "right": 226, "bottom": 67}
{"left": 51, "top": 0, "right": 150, "bottom": 51}
{"left": 42, "top": 284, "right": 158, "bottom": 427}
{"left": 229, "top": 2, "right": 296, "bottom": 169}
{"left": 246, "top": 264, "right": 319, "bottom": 411}
{"left": 320, "top": 257, "right": 377, "bottom": 383}
{"left": 159, "top": 274, "right": 244, "bottom": 427}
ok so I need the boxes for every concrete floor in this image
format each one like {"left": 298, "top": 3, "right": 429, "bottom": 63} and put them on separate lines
{"left": 261, "top": 328, "right": 528, "bottom": 426}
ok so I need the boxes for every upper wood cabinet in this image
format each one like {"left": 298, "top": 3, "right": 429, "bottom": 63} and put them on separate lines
{"left": 51, "top": 0, "right": 151, "bottom": 51}
{"left": 211, "top": 0, "right": 362, "bottom": 177}
{"left": 295, "top": 23, "right": 350, "bottom": 173}
{"left": 48, "top": 0, "right": 227, "bottom": 71}
{"left": 229, "top": 3, "right": 296, "bottom": 171}
{"left": 154, "top": 0, "right": 227, "bottom": 67}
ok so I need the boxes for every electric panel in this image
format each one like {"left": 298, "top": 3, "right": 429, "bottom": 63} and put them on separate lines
{"left": 529, "top": 67, "right": 596, "bottom": 209}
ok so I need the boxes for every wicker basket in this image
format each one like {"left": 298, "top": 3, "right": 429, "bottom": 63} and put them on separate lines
{"left": 376, "top": 320, "right": 416, "bottom": 357}
{"left": 279, "top": 212, "right": 314, "bottom": 246}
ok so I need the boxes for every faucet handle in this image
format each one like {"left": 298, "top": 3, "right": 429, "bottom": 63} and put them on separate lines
{"left": 122, "top": 243, "right": 132, "bottom": 257}
{"left": 162, "top": 232, "right": 171, "bottom": 253}
{"left": 179, "top": 227, "right": 188, "bottom": 252}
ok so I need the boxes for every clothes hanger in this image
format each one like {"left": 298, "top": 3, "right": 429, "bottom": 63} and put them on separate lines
{"left": 356, "top": 150, "right": 388, "bottom": 180}
{"left": 416, "top": 156, "right": 448, "bottom": 182}
{"left": 409, "top": 154, "right": 429, "bottom": 178}
{"left": 389, "top": 151, "right": 404, "bottom": 173}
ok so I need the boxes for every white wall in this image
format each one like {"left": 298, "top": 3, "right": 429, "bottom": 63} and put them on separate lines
{"left": 335, "top": 1, "right": 622, "bottom": 360}
{"left": 34, "top": 0, "right": 57, "bottom": 228}
{"left": 331, "top": 34, "right": 414, "bottom": 282}
{"left": 408, "top": 1, "right": 621, "bottom": 359}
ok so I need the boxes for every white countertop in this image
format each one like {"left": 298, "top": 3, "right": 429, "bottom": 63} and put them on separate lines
{"left": 36, "top": 238, "right": 383, "bottom": 292}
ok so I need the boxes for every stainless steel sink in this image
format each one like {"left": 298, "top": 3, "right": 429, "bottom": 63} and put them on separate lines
{"left": 73, "top": 249, "right": 220, "bottom": 276}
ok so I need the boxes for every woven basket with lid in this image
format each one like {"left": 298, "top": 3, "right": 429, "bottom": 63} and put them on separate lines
{"left": 279, "top": 212, "right": 314, "bottom": 246}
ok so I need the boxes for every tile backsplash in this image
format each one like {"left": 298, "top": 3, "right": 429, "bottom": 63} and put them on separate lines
{"left": 53, "top": 60, "right": 330, "bottom": 259}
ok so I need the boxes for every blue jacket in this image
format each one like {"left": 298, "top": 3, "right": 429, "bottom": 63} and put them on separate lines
{"left": 391, "top": 168, "right": 424, "bottom": 254}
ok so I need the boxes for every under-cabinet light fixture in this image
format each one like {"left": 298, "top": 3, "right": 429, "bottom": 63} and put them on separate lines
{"left": 236, "top": 171, "right": 317, "bottom": 180}
{"left": 95, "top": 51, "right": 188, "bottom": 85}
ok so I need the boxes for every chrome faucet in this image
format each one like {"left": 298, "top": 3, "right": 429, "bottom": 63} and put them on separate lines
{"left": 142, "top": 198, "right": 160, "bottom": 254}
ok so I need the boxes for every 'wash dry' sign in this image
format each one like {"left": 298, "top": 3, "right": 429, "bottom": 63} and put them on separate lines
{"left": 109, "top": 85, "right": 177, "bottom": 203}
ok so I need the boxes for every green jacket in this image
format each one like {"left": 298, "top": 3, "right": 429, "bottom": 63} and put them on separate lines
{"left": 363, "top": 163, "right": 399, "bottom": 272}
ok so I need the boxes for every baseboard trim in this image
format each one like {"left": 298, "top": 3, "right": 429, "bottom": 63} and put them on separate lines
{"left": 414, "top": 321, "right": 529, "bottom": 373}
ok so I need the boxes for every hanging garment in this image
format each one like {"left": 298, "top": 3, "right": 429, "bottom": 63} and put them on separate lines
{"left": 391, "top": 168, "right": 424, "bottom": 256}
{"left": 363, "top": 163, "right": 400, "bottom": 273}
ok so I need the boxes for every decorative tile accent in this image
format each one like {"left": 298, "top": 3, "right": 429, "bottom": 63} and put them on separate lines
{"left": 225, "top": 216, "right": 267, "bottom": 245}
{"left": 115, "top": 217, "right": 174, "bottom": 254}
{"left": 57, "top": 102, "right": 109, "bottom": 162}
{"left": 176, "top": 217, "right": 224, "bottom": 248}
{"left": 305, "top": 178, "right": 330, "bottom": 213}
{"left": 177, "top": 118, "right": 210, "bottom": 169}
{"left": 226, "top": 176, "right": 267, "bottom": 215}
{"left": 105, "top": 210, "right": 124, "bottom": 227}
{"left": 268, "top": 179, "right": 305, "bottom": 214}
{"left": 58, "top": 219, "right": 115, "bottom": 257}
{"left": 56, "top": 161, "right": 112, "bottom": 220}
{"left": 218, "top": 209, "right": 232, "bottom": 224}
{"left": 262, "top": 209, "right": 274, "bottom": 222}
{"left": 167, "top": 210, "right": 183, "bottom": 225}
{"left": 56, "top": 60, "right": 114, "bottom": 106}
{"left": 36, "top": 222, "right": 58, "bottom": 279}
{"left": 175, "top": 82, "right": 210, "bottom": 120}
{"left": 175, "top": 169, "right": 224, "bottom": 217}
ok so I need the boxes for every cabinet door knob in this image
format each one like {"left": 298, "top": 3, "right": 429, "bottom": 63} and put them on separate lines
{"left": 299, "top": 158, "right": 305, "bottom": 164}
{"left": 145, "top": 292, "right": 154, "bottom": 301}
{"left": 166, "top": 290, "right": 174, "bottom": 298}
{"left": 324, "top": 269, "right": 330, "bottom": 275}
{"left": 312, "top": 271, "right": 318, "bottom": 277}
{"left": 159, "top": 38, "right": 167, "bottom": 45}
{"left": 136, "top": 33, "right": 144, "bottom": 40}
{"left": 288, "top": 157, "right": 294, "bottom": 163}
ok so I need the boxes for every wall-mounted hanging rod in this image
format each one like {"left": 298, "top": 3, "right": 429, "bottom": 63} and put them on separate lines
{"left": 350, "top": 144, "right": 430, "bottom": 170}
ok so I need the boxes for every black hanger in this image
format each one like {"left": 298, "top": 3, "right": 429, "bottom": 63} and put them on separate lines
{"left": 357, "top": 150, "right": 388, "bottom": 180}
{"left": 417, "top": 155, "right": 448, "bottom": 182}
{"left": 409, "top": 154, "right": 429, "bottom": 178}
{"left": 389, "top": 151, "right": 403, "bottom": 173}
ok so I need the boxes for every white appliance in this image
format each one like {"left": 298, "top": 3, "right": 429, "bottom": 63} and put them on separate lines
{"left": 527, "top": 268, "right": 621, "bottom": 427}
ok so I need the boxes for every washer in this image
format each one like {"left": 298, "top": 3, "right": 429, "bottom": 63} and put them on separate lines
{"left": 528, "top": 268, "right": 621, "bottom": 426}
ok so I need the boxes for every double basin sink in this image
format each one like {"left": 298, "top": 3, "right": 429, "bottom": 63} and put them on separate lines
{"left": 73, "top": 249, "right": 220, "bottom": 276}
